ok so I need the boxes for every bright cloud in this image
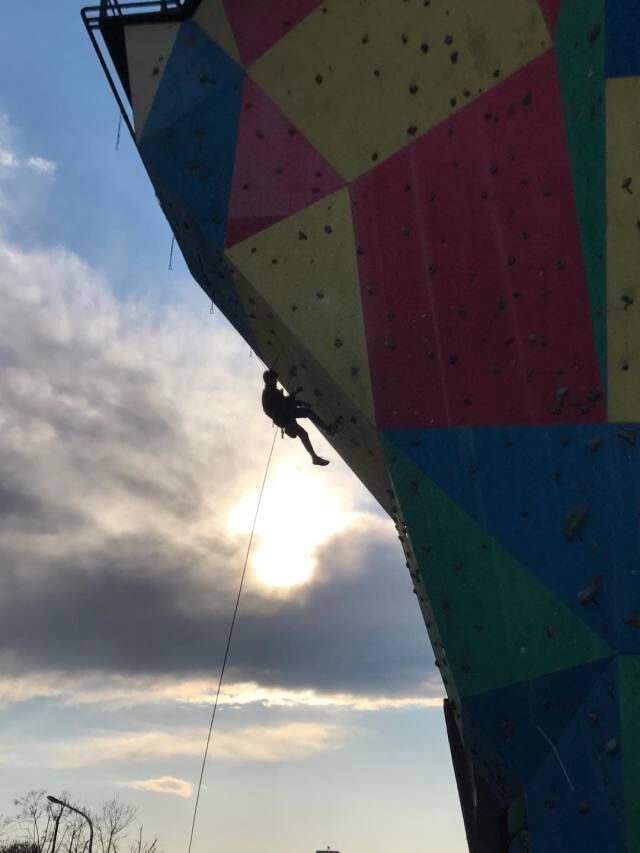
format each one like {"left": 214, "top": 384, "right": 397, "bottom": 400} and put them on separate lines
{"left": 0, "top": 146, "right": 55, "bottom": 176}
{"left": 126, "top": 777, "right": 193, "bottom": 798}
{"left": 25, "top": 156, "right": 56, "bottom": 176}
{"left": 0, "top": 147, "right": 17, "bottom": 168}
{"left": 0, "top": 672, "right": 442, "bottom": 712}
{"left": 229, "top": 470, "right": 362, "bottom": 589}
{"left": 0, "top": 723, "right": 347, "bottom": 769}
{"left": 0, "top": 114, "right": 55, "bottom": 177}
{"left": 0, "top": 232, "right": 437, "bottom": 703}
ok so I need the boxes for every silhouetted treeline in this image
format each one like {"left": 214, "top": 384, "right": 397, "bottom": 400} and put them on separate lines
{"left": 0, "top": 791, "right": 159, "bottom": 853}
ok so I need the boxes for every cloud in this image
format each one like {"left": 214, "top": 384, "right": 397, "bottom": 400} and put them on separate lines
{"left": 0, "top": 723, "right": 347, "bottom": 769}
{"left": 0, "top": 148, "right": 17, "bottom": 169}
{"left": 25, "top": 156, "right": 56, "bottom": 176}
{"left": 0, "top": 115, "right": 55, "bottom": 177}
{"left": 0, "top": 518, "right": 437, "bottom": 698}
{"left": 0, "top": 672, "right": 441, "bottom": 712}
{"left": 0, "top": 206, "right": 436, "bottom": 704}
{"left": 126, "top": 777, "right": 193, "bottom": 798}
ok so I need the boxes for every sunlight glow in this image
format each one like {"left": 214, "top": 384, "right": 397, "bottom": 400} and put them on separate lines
{"left": 227, "top": 463, "right": 351, "bottom": 589}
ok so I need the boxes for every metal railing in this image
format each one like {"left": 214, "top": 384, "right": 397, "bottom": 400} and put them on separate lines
{"left": 81, "top": 0, "right": 201, "bottom": 141}
{"left": 93, "top": 0, "right": 187, "bottom": 18}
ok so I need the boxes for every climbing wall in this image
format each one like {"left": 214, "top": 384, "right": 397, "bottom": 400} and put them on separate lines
{"left": 95, "top": 1, "right": 640, "bottom": 850}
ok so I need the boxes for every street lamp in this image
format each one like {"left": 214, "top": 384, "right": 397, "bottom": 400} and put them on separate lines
{"left": 47, "top": 795, "right": 94, "bottom": 853}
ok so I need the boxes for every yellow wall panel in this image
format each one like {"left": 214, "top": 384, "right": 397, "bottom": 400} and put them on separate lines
{"left": 226, "top": 189, "right": 376, "bottom": 421}
{"left": 193, "top": 0, "right": 241, "bottom": 64}
{"left": 125, "top": 22, "right": 179, "bottom": 139}
{"left": 230, "top": 261, "right": 391, "bottom": 510}
{"left": 607, "top": 77, "right": 640, "bottom": 421}
{"left": 250, "top": 0, "right": 550, "bottom": 181}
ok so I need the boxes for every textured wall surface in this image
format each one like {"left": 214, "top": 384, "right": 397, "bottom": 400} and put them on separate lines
{"left": 100, "top": 1, "right": 640, "bottom": 849}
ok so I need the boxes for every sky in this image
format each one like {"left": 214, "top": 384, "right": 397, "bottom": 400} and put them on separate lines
{"left": 0, "top": 4, "right": 467, "bottom": 852}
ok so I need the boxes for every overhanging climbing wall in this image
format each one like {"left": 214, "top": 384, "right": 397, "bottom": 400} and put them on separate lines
{"left": 90, "top": 1, "right": 640, "bottom": 850}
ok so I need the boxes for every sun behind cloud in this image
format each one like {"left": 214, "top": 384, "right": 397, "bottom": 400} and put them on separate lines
{"left": 227, "top": 456, "right": 353, "bottom": 589}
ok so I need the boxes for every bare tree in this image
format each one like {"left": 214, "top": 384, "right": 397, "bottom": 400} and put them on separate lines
{"left": 127, "top": 827, "right": 158, "bottom": 853}
{"left": 0, "top": 794, "right": 160, "bottom": 853}
{"left": 93, "top": 799, "right": 136, "bottom": 853}
{"left": 59, "top": 809, "right": 90, "bottom": 853}
{"left": 8, "top": 791, "right": 55, "bottom": 851}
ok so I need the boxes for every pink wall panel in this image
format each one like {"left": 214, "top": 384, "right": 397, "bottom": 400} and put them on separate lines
{"left": 351, "top": 50, "right": 604, "bottom": 429}
{"left": 537, "top": 0, "right": 563, "bottom": 36}
{"left": 223, "top": 0, "right": 324, "bottom": 66}
{"left": 225, "top": 76, "right": 344, "bottom": 247}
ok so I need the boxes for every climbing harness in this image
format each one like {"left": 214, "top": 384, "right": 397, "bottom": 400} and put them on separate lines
{"left": 186, "top": 430, "right": 278, "bottom": 853}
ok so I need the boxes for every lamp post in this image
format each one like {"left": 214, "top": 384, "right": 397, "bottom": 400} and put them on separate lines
{"left": 47, "top": 795, "right": 93, "bottom": 853}
{"left": 49, "top": 802, "right": 63, "bottom": 853}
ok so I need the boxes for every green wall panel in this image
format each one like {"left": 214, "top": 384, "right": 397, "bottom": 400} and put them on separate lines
{"left": 383, "top": 435, "right": 611, "bottom": 699}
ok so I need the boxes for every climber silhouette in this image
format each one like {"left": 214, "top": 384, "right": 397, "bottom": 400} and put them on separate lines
{"left": 261, "top": 370, "right": 339, "bottom": 466}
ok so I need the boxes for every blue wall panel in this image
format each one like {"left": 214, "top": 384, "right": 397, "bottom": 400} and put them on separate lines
{"left": 526, "top": 658, "right": 624, "bottom": 853}
{"left": 150, "top": 171, "right": 259, "bottom": 351}
{"left": 461, "top": 659, "right": 612, "bottom": 799}
{"left": 139, "top": 21, "right": 244, "bottom": 249}
{"left": 385, "top": 426, "right": 640, "bottom": 651}
{"left": 142, "top": 20, "right": 244, "bottom": 140}
{"left": 606, "top": 0, "right": 640, "bottom": 78}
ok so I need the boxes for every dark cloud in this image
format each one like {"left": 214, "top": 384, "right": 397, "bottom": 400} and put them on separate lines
{"left": 0, "top": 524, "right": 433, "bottom": 697}
{"left": 0, "top": 240, "right": 435, "bottom": 702}
{"left": 0, "top": 480, "right": 44, "bottom": 522}
{"left": 232, "top": 526, "right": 433, "bottom": 696}
{"left": 0, "top": 476, "right": 82, "bottom": 533}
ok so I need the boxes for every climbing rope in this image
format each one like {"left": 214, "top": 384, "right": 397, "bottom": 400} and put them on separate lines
{"left": 187, "top": 429, "right": 278, "bottom": 853}
{"left": 115, "top": 112, "right": 122, "bottom": 151}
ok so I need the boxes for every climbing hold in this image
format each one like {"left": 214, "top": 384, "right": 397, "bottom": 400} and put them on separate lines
{"left": 551, "top": 387, "right": 568, "bottom": 416}
{"left": 617, "top": 429, "right": 637, "bottom": 446}
{"left": 587, "top": 24, "right": 602, "bottom": 45}
{"left": 577, "top": 575, "right": 601, "bottom": 606}
{"left": 621, "top": 294, "right": 634, "bottom": 310}
{"left": 501, "top": 721, "right": 515, "bottom": 739}
{"left": 604, "top": 738, "right": 619, "bottom": 755}
{"left": 565, "top": 505, "right": 588, "bottom": 540}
